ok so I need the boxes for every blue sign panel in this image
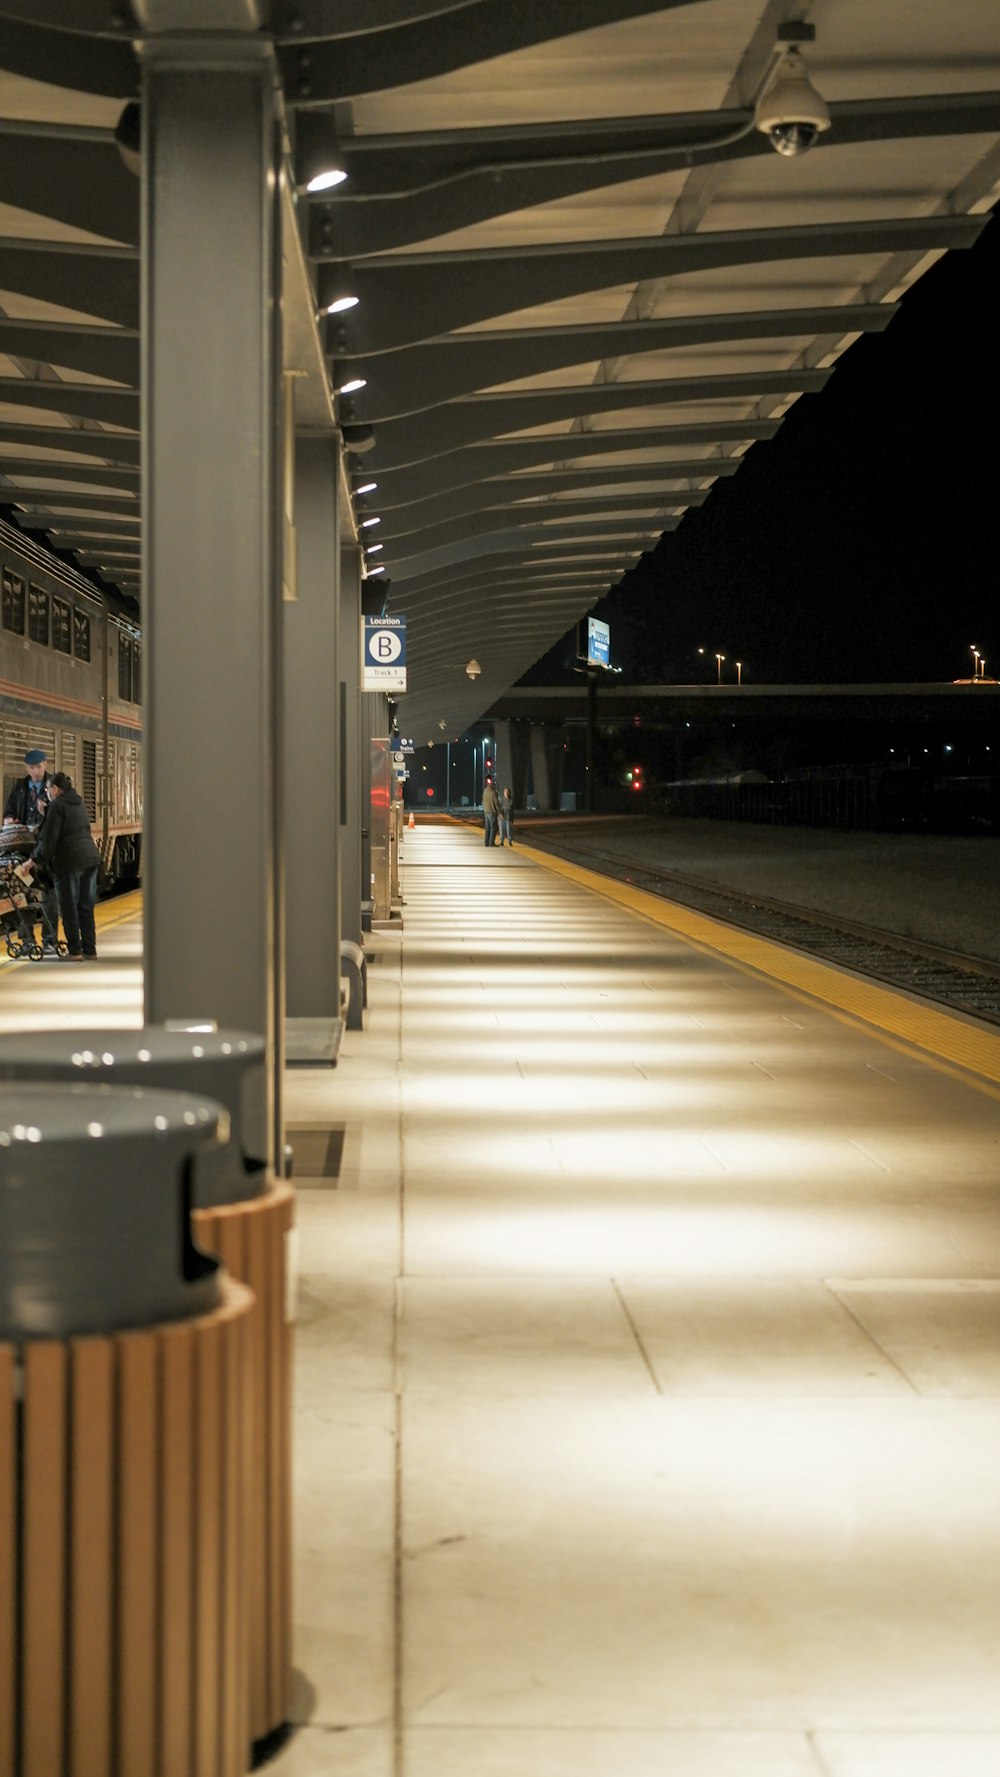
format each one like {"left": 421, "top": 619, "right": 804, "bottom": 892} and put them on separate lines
{"left": 587, "top": 616, "right": 610, "bottom": 668}
{"left": 363, "top": 614, "right": 407, "bottom": 691}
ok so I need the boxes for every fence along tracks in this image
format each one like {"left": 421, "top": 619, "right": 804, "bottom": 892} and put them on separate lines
{"left": 524, "top": 831, "right": 1000, "bottom": 1029}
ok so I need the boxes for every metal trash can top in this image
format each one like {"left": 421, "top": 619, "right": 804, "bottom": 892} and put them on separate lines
{"left": 0, "top": 1083, "right": 226, "bottom": 1342}
{"left": 0, "top": 1027, "right": 267, "bottom": 1208}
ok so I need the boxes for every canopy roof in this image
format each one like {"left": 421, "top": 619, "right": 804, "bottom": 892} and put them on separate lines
{"left": 0, "top": 2, "right": 998, "bottom": 739}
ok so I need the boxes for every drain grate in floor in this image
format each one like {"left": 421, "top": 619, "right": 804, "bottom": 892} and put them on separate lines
{"left": 287, "top": 1126, "right": 345, "bottom": 1179}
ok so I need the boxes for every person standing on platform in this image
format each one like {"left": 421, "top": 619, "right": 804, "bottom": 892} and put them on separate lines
{"left": 499, "top": 787, "right": 515, "bottom": 847}
{"left": 30, "top": 772, "right": 101, "bottom": 960}
{"left": 482, "top": 779, "right": 500, "bottom": 848}
{"left": 2, "top": 746, "right": 59, "bottom": 950}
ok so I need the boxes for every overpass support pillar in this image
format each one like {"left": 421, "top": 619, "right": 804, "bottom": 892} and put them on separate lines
{"left": 529, "top": 725, "right": 553, "bottom": 811}
{"left": 493, "top": 720, "right": 513, "bottom": 794}
{"left": 284, "top": 434, "right": 342, "bottom": 1054}
{"left": 140, "top": 26, "right": 284, "bottom": 1168}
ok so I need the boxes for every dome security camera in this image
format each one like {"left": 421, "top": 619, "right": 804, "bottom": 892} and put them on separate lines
{"left": 465, "top": 658, "right": 481, "bottom": 680}
{"left": 755, "top": 46, "right": 830, "bottom": 157}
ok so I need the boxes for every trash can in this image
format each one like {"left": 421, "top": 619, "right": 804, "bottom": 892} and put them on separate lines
{"left": 0, "top": 1083, "right": 253, "bottom": 1777}
{"left": 0, "top": 1028, "right": 294, "bottom": 1748}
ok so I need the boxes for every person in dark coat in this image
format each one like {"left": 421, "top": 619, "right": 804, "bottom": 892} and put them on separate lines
{"left": 2, "top": 746, "right": 59, "bottom": 949}
{"left": 31, "top": 771, "right": 101, "bottom": 960}
{"left": 499, "top": 787, "right": 515, "bottom": 846}
{"left": 482, "top": 780, "right": 501, "bottom": 848}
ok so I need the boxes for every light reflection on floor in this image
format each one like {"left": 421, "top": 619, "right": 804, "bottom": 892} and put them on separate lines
{"left": 278, "top": 824, "right": 1000, "bottom": 1777}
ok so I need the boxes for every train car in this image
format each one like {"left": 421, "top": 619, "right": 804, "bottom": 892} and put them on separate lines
{"left": 0, "top": 517, "right": 142, "bottom": 886}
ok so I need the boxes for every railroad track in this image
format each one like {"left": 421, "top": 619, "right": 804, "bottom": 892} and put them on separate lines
{"left": 524, "top": 830, "right": 1000, "bottom": 1028}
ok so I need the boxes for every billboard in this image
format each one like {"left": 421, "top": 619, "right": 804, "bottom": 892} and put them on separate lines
{"left": 586, "top": 616, "right": 611, "bottom": 669}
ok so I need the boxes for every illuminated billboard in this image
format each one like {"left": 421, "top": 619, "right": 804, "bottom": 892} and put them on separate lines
{"left": 587, "top": 616, "right": 611, "bottom": 668}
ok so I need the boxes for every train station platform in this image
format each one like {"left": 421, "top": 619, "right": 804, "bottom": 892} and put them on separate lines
{"left": 3, "top": 825, "right": 999, "bottom": 1776}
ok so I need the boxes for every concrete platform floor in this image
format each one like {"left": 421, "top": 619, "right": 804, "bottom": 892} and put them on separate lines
{"left": 2, "top": 834, "right": 999, "bottom": 1776}
{"left": 279, "top": 825, "right": 1000, "bottom": 1777}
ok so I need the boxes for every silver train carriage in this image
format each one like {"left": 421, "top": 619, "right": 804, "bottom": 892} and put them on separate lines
{"left": 0, "top": 517, "right": 142, "bottom": 887}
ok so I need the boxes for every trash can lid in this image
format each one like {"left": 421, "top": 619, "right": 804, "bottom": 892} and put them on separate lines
{"left": 0, "top": 1027, "right": 268, "bottom": 1204}
{"left": 0, "top": 1080, "right": 228, "bottom": 1149}
{"left": 0, "top": 1083, "right": 227, "bottom": 1340}
{"left": 0, "top": 1028, "right": 263, "bottom": 1070}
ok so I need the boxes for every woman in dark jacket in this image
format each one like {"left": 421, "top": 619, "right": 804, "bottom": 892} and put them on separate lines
{"left": 31, "top": 772, "right": 101, "bottom": 959}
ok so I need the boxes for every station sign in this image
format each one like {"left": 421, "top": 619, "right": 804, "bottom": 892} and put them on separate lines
{"left": 363, "top": 614, "right": 407, "bottom": 691}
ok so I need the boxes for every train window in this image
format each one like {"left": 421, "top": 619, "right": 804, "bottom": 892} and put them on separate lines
{"left": 2, "top": 569, "right": 25, "bottom": 634}
{"left": 28, "top": 585, "right": 49, "bottom": 646}
{"left": 118, "top": 630, "right": 132, "bottom": 700}
{"left": 52, "top": 597, "right": 72, "bottom": 655}
{"left": 73, "top": 609, "right": 91, "bottom": 662}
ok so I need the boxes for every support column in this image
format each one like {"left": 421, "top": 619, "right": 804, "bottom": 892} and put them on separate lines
{"left": 494, "top": 719, "right": 513, "bottom": 795}
{"left": 529, "top": 725, "right": 552, "bottom": 810}
{"left": 141, "top": 33, "right": 283, "bottom": 1162}
{"left": 284, "top": 433, "right": 342, "bottom": 1062}
{"left": 339, "top": 540, "right": 363, "bottom": 947}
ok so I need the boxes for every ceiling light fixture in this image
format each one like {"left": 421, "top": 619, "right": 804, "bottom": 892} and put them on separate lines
{"left": 295, "top": 112, "right": 349, "bottom": 193}
{"left": 354, "top": 480, "right": 377, "bottom": 496}
{"left": 361, "top": 516, "right": 381, "bottom": 528}
{"left": 337, "top": 375, "right": 367, "bottom": 395}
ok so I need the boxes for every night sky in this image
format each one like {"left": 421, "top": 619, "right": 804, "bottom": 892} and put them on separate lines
{"left": 526, "top": 204, "right": 999, "bottom": 689}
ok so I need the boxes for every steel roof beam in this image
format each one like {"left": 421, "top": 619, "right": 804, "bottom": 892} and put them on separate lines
{"left": 391, "top": 546, "right": 642, "bottom": 590}
{"left": 327, "top": 215, "right": 984, "bottom": 354}
{"left": 8, "top": 490, "right": 139, "bottom": 516}
{"left": 0, "top": 456, "right": 139, "bottom": 489}
{"left": 367, "top": 421, "right": 775, "bottom": 506}
{"left": 372, "top": 459, "right": 734, "bottom": 527}
{"left": 0, "top": 240, "right": 138, "bottom": 330}
{"left": 312, "top": 93, "right": 1000, "bottom": 256}
{"left": 0, "top": 317, "right": 139, "bottom": 385}
{"left": 0, "top": 422, "right": 140, "bottom": 465}
{"left": 280, "top": 0, "right": 705, "bottom": 105}
{"left": 0, "top": 129, "right": 138, "bottom": 245}
{"left": 380, "top": 490, "right": 703, "bottom": 552}
{"left": 338, "top": 304, "right": 895, "bottom": 415}
{"left": 389, "top": 516, "right": 674, "bottom": 578}
{"left": 0, "top": 375, "right": 138, "bottom": 429}
{"left": 363, "top": 369, "right": 829, "bottom": 463}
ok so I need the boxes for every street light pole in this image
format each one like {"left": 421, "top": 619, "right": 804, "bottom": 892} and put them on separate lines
{"left": 715, "top": 652, "right": 725, "bottom": 685}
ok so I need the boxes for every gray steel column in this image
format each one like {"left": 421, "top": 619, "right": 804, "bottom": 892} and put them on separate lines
{"left": 141, "top": 34, "right": 282, "bottom": 1160}
{"left": 494, "top": 720, "right": 513, "bottom": 795}
{"left": 339, "top": 540, "right": 363, "bottom": 946}
{"left": 285, "top": 433, "right": 341, "bottom": 1026}
{"left": 530, "top": 726, "right": 552, "bottom": 810}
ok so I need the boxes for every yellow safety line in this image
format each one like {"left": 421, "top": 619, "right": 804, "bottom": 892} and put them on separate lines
{"left": 95, "top": 888, "right": 143, "bottom": 934}
{"left": 517, "top": 840, "right": 1000, "bottom": 1094}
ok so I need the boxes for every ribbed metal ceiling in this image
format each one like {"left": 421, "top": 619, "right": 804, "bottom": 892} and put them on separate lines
{"left": 0, "top": 1, "right": 998, "bottom": 741}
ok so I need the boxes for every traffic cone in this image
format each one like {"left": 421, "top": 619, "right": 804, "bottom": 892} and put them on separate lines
{"left": 408, "top": 811, "right": 415, "bottom": 830}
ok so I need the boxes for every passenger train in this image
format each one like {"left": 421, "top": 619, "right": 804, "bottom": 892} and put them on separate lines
{"left": 0, "top": 516, "right": 142, "bottom": 886}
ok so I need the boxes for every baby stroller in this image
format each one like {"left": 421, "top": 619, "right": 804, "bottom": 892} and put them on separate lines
{"left": 0, "top": 823, "right": 66, "bottom": 960}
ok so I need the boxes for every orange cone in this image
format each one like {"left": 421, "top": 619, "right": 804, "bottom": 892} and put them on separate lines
{"left": 408, "top": 811, "right": 415, "bottom": 830}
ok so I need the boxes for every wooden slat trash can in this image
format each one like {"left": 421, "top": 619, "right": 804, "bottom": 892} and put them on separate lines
{"left": 0, "top": 1028, "right": 294, "bottom": 1749}
{"left": 0, "top": 1082, "right": 253, "bottom": 1777}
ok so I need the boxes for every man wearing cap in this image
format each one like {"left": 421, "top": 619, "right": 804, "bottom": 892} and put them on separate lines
{"left": 3, "top": 748, "right": 59, "bottom": 949}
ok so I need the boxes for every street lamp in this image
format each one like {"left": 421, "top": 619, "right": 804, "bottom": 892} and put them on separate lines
{"left": 735, "top": 660, "right": 742, "bottom": 686}
{"left": 972, "top": 644, "right": 980, "bottom": 680}
{"left": 715, "top": 652, "right": 725, "bottom": 685}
